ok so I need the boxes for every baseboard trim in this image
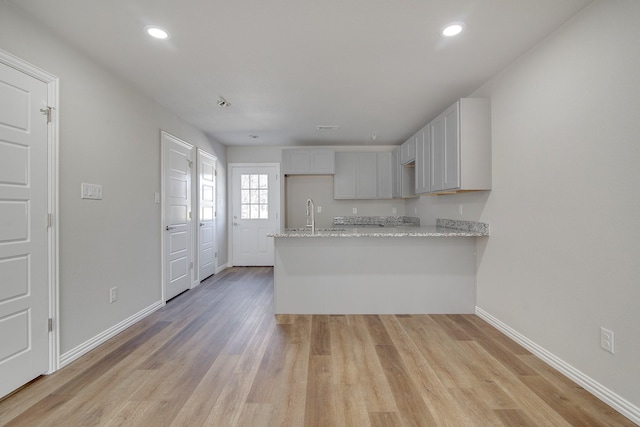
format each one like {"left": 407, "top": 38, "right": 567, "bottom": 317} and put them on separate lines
{"left": 59, "top": 300, "right": 164, "bottom": 368}
{"left": 475, "top": 307, "right": 640, "bottom": 425}
{"left": 215, "top": 263, "right": 228, "bottom": 274}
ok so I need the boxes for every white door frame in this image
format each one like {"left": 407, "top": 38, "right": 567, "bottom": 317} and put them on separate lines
{"left": 160, "top": 131, "right": 195, "bottom": 302}
{"left": 196, "top": 148, "right": 217, "bottom": 282}
{"left": 0, "top": 49, "right": 60, "bottom": 373}
{"left": 227, "top": 162, "right": 282, "bottom": 267}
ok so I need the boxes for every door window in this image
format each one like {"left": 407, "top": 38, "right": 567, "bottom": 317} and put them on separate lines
{"left": 240, "top": 174, "right": 269, "bottom": 219}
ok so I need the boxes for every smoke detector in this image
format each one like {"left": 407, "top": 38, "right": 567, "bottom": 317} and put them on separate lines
{"left": 217, "top": 97, "right": 231, "bottom": 108}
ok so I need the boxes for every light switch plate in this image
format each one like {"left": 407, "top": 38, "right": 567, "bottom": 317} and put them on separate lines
{"left": 81, "top": 183, "right": 103, "bottom": 200}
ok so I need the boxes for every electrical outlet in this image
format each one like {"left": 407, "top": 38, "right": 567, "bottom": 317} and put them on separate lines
{"left": 110, "top": 287, "right": 118, "bottom": 303}
{"left": 392, "top": 207, "right": 397, "bottom": 215}
{"left": 458, "top": 204, "right": 463, "bottom": 216}
{"left": 352, "top": 208, "right": 357, "bottom": 214}
{"left": 600, "top": 327, "right": 614, "bottom": 354}
{"left": 317, "top": 206, "right": 322, "bottom": 213}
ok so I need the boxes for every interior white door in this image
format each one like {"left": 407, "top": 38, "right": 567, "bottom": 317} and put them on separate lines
{"left": 197, "top": 149, "right": 216, "bottom": 281}
{"left": 0, "top": 62, "right": 50, "bottom": 398}
{"left": 162, "top": 132, "right": 193, "bottom": 300}
{"left": 231, "top": 164, "right": 279, "bottom": 266}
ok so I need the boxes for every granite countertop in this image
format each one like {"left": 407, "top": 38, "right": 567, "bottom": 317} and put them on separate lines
{"left": 269, "top": 219, "right": 489, "bottom": 238}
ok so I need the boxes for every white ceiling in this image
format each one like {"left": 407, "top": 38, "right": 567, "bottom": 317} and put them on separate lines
{"left": 8, "top": 0, "right": 591, "bottom": 147}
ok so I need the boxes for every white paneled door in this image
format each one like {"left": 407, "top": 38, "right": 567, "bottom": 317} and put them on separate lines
{"left": 230, "top": 164, "right": 279, "bottom": 266}
{"left": 162, "top": 132, "right": 194, "bottom": 300}
{"left": 0, "top": 61, "right": 50, "bottom": 398}
{"left": 197, "top": 149, "right": 216, "bottom": 281}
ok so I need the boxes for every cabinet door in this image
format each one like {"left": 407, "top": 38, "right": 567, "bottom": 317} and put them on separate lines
{"left": 430, "top": 113, "right": 445, "bottom": 192}
{"left": 334, "top": 152, "right": 356, "bottom": 198}
{"left": 282, "top": 149, "right": 311, "bottom": 174}
{"left": 400, "top": 137, "right": 416, "bottom": 165}
{"left": 376, "top": 152, "right": 392, "bottom": 199}
{"left": 310, "top": 150, "right": 335, "bottom": 174}
{"left": 415, "top": 125, "right": 431, "bottom": 194}
{"left": 442, "top": 103, "right": 460, "bottom": 190}
{"left": 392, "top": 148, "right": 401, "bottom": 198}
{"left": 356, "top": 152, "right": 377, "bottom": 199}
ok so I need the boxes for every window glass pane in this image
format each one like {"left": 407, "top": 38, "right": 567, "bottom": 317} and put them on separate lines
{"left": 241, "top": 205, "right": 250, "bottom": 219}
{"left": 259, "top": 190, "right": 268, "bottom": 204}
{"left": 259, "top": 204, "right": 268, "bottom": 219}
{"left": 241, "top": 189, "right": 250, "bottom": 204}
{"left": 259, "top": 175, "right": 268, "bottom": 188}
{"left": 241, "top": 174, "right": 250, "bottom": 189}
{"left": 250, "top": 174, "right": 259, "bottom": 188}
{"left": 250, "top": 205, "right": 259, "bottom": 218}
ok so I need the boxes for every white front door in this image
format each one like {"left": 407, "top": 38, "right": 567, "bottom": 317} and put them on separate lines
{"left": 197, "top": 149, "right": 216, "bottom": 281}
{"left": 162, "top": 132, "right": 194, "bottom": 300}
{"left": 0, "top": 61, "right": 50, "bottom": 398}
{"left": 230, "top": 164, "right": 279, "bottom": 266}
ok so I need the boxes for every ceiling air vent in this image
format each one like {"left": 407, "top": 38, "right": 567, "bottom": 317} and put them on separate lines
{"left": 317, "top": 125, "right": 340, "bottom": 131}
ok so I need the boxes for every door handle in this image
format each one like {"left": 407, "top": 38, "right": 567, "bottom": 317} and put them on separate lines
{"left": 166, "top": 226, "right": 176, "bottom": 231}
{"left": 233, "top": 222, "right": 238, "bottom": 226}
{"left": 200, "top": 223, "right": 205, "bottom": 226}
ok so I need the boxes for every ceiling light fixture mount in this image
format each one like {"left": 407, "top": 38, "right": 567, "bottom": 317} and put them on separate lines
{"left": 317, "top": 125, "right": 340, "bottom": 131}
{"left": 145, "top": 26, "right": 170, "bottom": 40}
{"left": 217, "top": 97, "right": 231, "bottom": 108}
{"left": 442, "top": 22, "right": 465, "bottom": 37}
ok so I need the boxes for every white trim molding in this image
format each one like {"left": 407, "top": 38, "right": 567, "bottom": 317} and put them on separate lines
{"left": 475, "top": 307, "right": 640, "bottom": 425}
{"left": 59, "top": 301, "right": 164, "bottom": 368}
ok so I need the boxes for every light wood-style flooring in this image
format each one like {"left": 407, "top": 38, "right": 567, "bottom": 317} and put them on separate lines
{"left": 0, "top": 267, "right": 634, "bottom": 426}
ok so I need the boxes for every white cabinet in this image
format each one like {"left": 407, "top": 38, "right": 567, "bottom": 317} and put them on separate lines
{"left": 415, "top": 98, "right": 491, "bottom": 195}
{"left": 377, "top": 152, "right": 393, "bottom": 199}
{"left": 400, "top": 136, "right": 416, "bottom": 165}
{"left": 334, "top": 151, "right": 393, "bottom": 199}
{"left": 392, "top": 148, "right": 416, "bottom": 198}
{"left": 282, "top": 148, "right": 335, "bottom": 175}
{"left": 415, "top": 125, "right": 431, "bottom": 194}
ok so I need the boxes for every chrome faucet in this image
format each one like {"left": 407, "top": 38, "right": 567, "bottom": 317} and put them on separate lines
{"left": 306, "top": 198, "right": 315, "bottom": 234}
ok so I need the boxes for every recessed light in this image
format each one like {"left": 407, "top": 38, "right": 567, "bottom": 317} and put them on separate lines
{"left": 442, "top": 22, "right": 464, "bottom": 37}
{"left": 145, "top": 26, "right": 170, "bottom": 39}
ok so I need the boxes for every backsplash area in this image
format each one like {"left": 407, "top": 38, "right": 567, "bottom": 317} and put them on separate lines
{"left": 333, "top": 216, "right": 420, "bottom": 227}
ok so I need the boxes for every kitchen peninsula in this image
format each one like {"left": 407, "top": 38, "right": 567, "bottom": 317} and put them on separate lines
{"left": 269, "top": 218, "right": 489, "bottom": 314}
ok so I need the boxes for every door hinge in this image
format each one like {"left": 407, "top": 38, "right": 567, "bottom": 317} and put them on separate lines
{"left": 47, "top": 213, "right": 53, "bottom": 228}
{"left": 188, "top": 211, "right": 192, "bottom": 220}
{"left": 40, "top": 106, "right": 54, "bottom": 123}
{"left": 215, "top": 252, "right": 218, "bottom": 258}
{"left": 188, "top": 160, "right": 193, "bottom": 168}
{"left": 189, "top": 262, "right": 194, "bottom": 270}
{"left": 48, "top": 318, "right": 53, "bottom": 332}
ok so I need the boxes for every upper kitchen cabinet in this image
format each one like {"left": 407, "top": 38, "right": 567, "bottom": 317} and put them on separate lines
{"left": 414, "top": 124, "right": 431, "bottom": 194}
{"left": 400, "top": 136, "right": 416, "bottom": 165}
{"left": 392, "top": 148, "right": 416, "bottom": 198}
{"left": 415, "top": 98, "right": 491, "bottom": 195}
{"left": 282, "top": 148, "right": 335, "bottom": 175}
{"left": 334, "top": 151, "right": 393, "bottom": 199}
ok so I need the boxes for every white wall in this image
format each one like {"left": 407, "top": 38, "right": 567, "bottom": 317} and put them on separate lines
{"left": 407, "top": 0, "right": 640, "bottom": 412}
{"left": 0, "top": 3, "right": 227, "bottom": 355}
